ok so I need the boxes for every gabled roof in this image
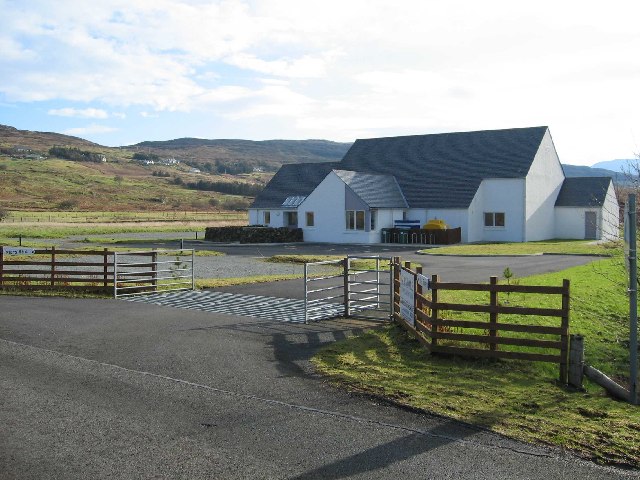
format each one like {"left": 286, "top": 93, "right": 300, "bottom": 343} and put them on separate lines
{"left": 251, "top": 162, "right": 339, "bottom": 208}
{"left": 339, "top": 126, "right": 549, "bottom": 208}
{"left": 555, "top": 177, "right": 613, "bottom": 207}
{"left": 334, "top": 170, "right": 408, "bottom": 208}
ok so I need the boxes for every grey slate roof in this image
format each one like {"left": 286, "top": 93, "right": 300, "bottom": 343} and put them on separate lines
{"left": 555, "top": 177, "right": 612, "bottom": 207}
{"left": 251, "top": 162, "right": 339, "bottom": 208}
{"left": 339, "top": 126, "right": 549, "bottom": 208}
{"left": 334, "top": 170, "right": 408, "bottom": 208}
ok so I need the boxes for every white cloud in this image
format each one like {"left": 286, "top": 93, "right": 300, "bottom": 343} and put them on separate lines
{"left": 48, "top": 107, "right": 109, "bottom": 119}
{"left": 0, "top": 0, "right": 639, "bottom": 163}
{"left": 63, "top": 124, "right": 117, "bottom": 136}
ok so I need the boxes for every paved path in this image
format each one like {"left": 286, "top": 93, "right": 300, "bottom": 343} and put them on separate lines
{"left": 1, "top": 296, "right": 636, "bottom": 479}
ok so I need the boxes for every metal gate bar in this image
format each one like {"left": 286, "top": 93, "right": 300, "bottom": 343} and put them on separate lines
{"left": 114, "top": 249, "right": 195, "bottom": 298}
{"left": 345, "top": 256, "right": 393, "bottom": 321}
{"left": 304, "top": 259, "right": 345, "bottom": 323}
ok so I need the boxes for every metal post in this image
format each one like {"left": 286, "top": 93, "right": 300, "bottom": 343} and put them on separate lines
{"left": 113, "top": 251, "right": 118, "bottom": 299}
{"left": 304, "top": 262, "right": 308, "bottom": 324}
{"left": 180, "top": 238, "right": 184, "bottom": 250}
{"left": 343, "top": 257, "right": 351, "bottom": 318}
{"left": 191, "top": 249, "right": 195, "bottom": 291}
{"left": 376, "top": 256, "right": 380, "bottom": 308}
{"left": 629, "top": 194, "right": 638, "bottom": 405}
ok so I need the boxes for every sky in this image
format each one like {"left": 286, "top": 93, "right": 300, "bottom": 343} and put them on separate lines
{"left": 1, "top": 0, "right": 639, "bottom": 166}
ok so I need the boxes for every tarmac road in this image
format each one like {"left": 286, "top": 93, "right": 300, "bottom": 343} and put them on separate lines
{"left": 1, "top": 296, "right": 636, "bottom": 479}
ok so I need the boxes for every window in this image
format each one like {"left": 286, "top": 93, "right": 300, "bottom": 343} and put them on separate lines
{"left": 306, "top": 211, "right": 315, "bottom": 227}
{"left": 346, "top": 210, "right": 366, "bottom": 230}
{"left": 263, "top": 211, "right": 270, "bottom": 224}
{"left": 484, "top": 212, "right": 505, "bottom": 227}
{"left": 370, "top": 210, "right": 377, "bottom": 230}
{"left": 285, "top": 211, "right": 298, "bottom": 227}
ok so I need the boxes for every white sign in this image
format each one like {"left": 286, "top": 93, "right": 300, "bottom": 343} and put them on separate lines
{"left": 417, "top": 273, "right": 431, "bottom": 291}
{"left": 2, "top": 247, "right": 36, "bottom": 255}
{"left": 400, "top": 269, "right": 415, "bottom": 327}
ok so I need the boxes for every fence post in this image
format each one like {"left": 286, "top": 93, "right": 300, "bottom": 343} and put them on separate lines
{"left": 560, "top": 279, "right": 571, "bottom": 384}
{"left": 431, "top": 274, "right": 439, "bottom": 350}
{"left": 489, "top": 276, "right": 498, "bottom": 352}
{"left": 569, "top": 334, "right": 584, "bottom": 389}
{"left": 392, "top": 256, "right": 400, "bottom": 320}
{"left": 191, "top": 249, "right": 195, "bottom": 291}
{"left": 113, "top": 252, "right": 118, "bottom": 299}
{"left": 416, "top": 266, "right": 423, "bottom": 328}
{"left": 0, "top": 247, "right": 4, "bottom": 287}
{"left": 103, "top": 248, "right": 109, "bottom": 288}
{"left": 343, "top": 257, "right": 351, "bottom": 317}
{"left": 304, "top": 262, "right": 309, "bottom": 324}
{"left": 51, "top": 246, "right": 56, "bottom": 287}
{"left": 152, "top": 251, "right": 158, "bottom": 292}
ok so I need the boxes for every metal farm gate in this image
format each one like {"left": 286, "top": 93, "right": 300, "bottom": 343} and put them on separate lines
{"left": 303, "top": 256, "right": 392, "bottom": 323}
{"left": 113, "top": 249, "right": 195, "bottom": 298}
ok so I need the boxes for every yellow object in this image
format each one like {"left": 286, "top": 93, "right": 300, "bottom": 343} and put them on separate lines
{"left": 423, "top": 219, "right": 448, "bottom": 230}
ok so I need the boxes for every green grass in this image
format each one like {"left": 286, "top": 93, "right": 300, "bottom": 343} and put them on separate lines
{"left": 197, "top": 274, "right": 302, "bottom": 289}
{"left": 266, "top": 254, "right": 391, "bottom": 271}
{"left": 419, "top": 239, "right": 620, "bottom": 256}
{"left": 4, "top": 210, "right": 245, "bottom": 224}
{"left": 312, "top": 257, "right": 640, "bottom": 467}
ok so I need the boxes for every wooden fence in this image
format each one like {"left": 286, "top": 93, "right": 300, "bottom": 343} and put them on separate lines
{"left": 0, "top": 247, "right": 113, "bottom": 292}
{"left": 393, "top": 258, "right": 570, "bottom": 383}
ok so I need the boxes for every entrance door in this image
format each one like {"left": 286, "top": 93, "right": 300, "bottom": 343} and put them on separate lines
{"left": 285, "top": 211, "right": 298, "bottom": 228}
{"left": 584, "top": 211, "right": 597, "bottom": 239}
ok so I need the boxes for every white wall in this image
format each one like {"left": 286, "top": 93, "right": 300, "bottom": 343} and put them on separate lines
{"left": 424, "top": 209, "right": 469, "bottom": 241}
{"left": 601, "top": 182, "right": 620, "bottom": 241}
{"left": 248, "top": 209, "right": 259, "bottom": 225}
{"left": 525, "top": 129, "right": 565, "bottom": 241}
{"left": 468, "top": 178, "right": 525, "bottom": 242}
{"left": 554, "top": 207, "right": 596, "bottom": 239}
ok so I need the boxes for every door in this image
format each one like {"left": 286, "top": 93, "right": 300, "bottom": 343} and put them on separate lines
{"left": 584, "top": 211, "right": 597, "bottom": 239}
{"left": 285, "top": 211, "right": 298, "bottom": 228}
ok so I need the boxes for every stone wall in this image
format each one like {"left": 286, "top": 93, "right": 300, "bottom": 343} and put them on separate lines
{"left": 204, "top": 226, "right": 303, "bottom": 243}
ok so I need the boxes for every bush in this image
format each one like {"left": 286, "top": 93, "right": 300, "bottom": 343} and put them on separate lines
{"left": 224, "top": 198, "right": 251, "bottom": 211}
{"left": 0, "top": 208, "right": 8, "bottom": 221}
{"left": 57, "top": 199, "right": 79, "bottom": 210}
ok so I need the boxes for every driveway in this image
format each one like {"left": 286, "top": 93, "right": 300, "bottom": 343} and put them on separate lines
{"left": 0, "top": 296, "right": 634, "bottom": 479}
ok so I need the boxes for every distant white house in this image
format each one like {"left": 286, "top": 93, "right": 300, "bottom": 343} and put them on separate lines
{"left": 249, "top": 127, "right": 619, "bottom": 243}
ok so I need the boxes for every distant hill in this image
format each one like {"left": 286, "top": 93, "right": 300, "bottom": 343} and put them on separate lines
{"left": 129, "top": 138, "right": 353, "bottom": 171}
{"left": 561, "top": 163, "right": 625, "bottom": 181}
{"left": 0, "top": 124, "right": 102, "bottom": 152}
{"left": 591, "top": 159, "right": 636, "bottom": 173}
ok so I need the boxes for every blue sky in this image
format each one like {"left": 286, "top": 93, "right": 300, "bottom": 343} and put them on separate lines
{"left": 1, "top": 0, "right": 639, "bottom": 165}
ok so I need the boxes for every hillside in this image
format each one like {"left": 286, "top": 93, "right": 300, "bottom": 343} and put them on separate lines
{"left": 591, "top": 159, "right": 636, "bottom": 173}
{"left": 129, "top": 138, "right": 352, "bottom": 172}
{"left": 561, "top": 164, "right": 627, "bottom": 183}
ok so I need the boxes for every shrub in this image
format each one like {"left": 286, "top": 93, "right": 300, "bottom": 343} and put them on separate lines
{"left": 57, "top": 199, "right": 79, "bottom": 210}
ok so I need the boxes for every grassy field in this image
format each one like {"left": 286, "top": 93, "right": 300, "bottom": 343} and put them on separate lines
{"left": 420, "top": 239, "right": 620, "bottom": 256}
{"left": 3, "top": 210, "right": 245, "bottom": 224}
{"left": 312, "top": 257, "right": 640, "bottom": 467}
{"left": 0, "top": 156, "right": 260, "bottom": 211}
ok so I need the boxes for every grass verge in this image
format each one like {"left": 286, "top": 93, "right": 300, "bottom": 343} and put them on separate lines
{"left": 419, "top": 239, "right": 620, "bottom": 256}
{"left": 197, "top": 274, "right": 303, "bottom": 289}
{"left": 312, "top": 257, "right": 640, "bottom": 467}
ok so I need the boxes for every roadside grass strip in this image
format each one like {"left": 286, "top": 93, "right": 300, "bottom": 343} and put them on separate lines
{"left": 312, "top": 257, "right": 640, "bottom": 468}
{"left": 126, "top": 290, "right": 343, "bottom": 322}
{"left": 419, "top": 239, "right": 620, "bottom": 256}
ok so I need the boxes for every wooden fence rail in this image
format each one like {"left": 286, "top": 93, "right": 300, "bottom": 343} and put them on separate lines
{"left": 392, "top": 258, "right": 570, "bottom": 383}
{"left": 0, "top": 247, "right": 114, "bottom": 291}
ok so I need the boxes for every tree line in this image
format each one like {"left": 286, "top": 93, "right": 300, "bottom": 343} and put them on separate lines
{"left": 171, "top": 177, "right": 263, "bottom": 196}
{"left": 48, "top": 147, "right": 105, "bottom": 162}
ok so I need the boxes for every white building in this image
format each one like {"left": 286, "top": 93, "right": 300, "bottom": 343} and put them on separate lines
{"left": 249, "top": 127, "right": 619, "bottom": 244}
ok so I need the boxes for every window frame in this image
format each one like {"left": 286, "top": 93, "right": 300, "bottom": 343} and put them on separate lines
{"left": 346, "top": 210, "right": 366, "bottom": 231}
{"left": 306, "top": 211, "right": 315, "bottom": 227}
{"left": 484, "top": 212, "right": 505, "bottom": 228}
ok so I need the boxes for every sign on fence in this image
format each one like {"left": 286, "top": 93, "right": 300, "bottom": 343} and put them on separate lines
{"left": 2, "top": 247, "right": 36, "bottom": 255}
{"left": 417, "top": 273, "right": 430, "bottom": 291}
{"left": 400, "top": 269, "right": 415, "bottom": 326}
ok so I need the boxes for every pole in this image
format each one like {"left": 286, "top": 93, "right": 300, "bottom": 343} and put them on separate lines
{"left": 304, "top": 262, "right": 308, "bottom": 324}
{"left": 629, "top": 193, "right": 638, "bottom": 405}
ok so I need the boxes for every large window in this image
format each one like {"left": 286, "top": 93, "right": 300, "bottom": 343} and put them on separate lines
{"left": 263, "top": 211, "right": 270, "bottom": 224}
{"left": 484, "top": 212, "right": 505, "bottom": 227}
{"left": 306, "top": 211, "right": 315, "bottom": 227}
{"left": 346, "top": 210, "right": 365, "bottom": 230}
{"left": 370, "top": 210, "right": 377, "bottom": 231}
